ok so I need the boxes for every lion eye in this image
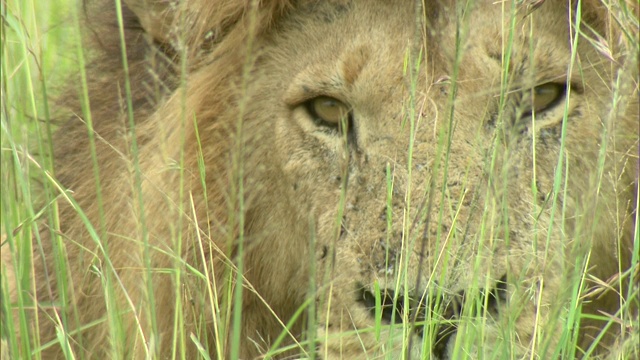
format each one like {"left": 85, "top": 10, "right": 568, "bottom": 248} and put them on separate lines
{"left": 526, "top": 82, "right": 566, "bottom": 116}
{"left": 305, "top": 96, "right": 352, "bottom": 131}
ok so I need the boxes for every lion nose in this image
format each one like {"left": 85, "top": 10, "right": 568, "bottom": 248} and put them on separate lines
{"left": 357, "top": 275, "right": 508, "bottom": 358}
{"left": 357, "top": 286, "right": 406, "bottom": 324}
{"left": 431, "top": 276, "right": 508, "bottom": 358}
{"left": 430, "top": 297, "right": 461, "bottom": 359}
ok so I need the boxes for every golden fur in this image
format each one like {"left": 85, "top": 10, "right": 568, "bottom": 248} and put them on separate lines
{"left": 2, "top": 0, "right": 638, "bottom": 359}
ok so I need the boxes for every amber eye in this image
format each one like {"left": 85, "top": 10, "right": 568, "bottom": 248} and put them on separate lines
{"left": 526, "top": 82, "right": 566, "bottom": 115}
{"left": 304, "top": 96, "right": 352, "bottom": 131}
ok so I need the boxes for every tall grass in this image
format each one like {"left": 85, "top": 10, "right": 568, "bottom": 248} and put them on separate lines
{"left": 2, "top": 0, "right": 76, "bottom": 357}
{"left": 1, "top": 0, "right": 638, "bottom": 359}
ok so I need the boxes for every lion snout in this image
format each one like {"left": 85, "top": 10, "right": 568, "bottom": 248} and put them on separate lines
{"left": 353, "top": 274, "right": 508, "bottom": 358}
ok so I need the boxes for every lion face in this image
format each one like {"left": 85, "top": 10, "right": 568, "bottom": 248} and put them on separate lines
{"left": 212, "top": 1, "right": 636, "bottom": 358}
{"left": 7, "top": 1, "right": 636, "bottom": 359}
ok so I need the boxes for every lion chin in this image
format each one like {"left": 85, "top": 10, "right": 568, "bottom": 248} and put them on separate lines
{"left": 2, "top": 0, "right": 638, "bottom": 359}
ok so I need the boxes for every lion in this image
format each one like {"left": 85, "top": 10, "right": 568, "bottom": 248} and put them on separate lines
{"left": 1, "top": 0, "right": 638, "bottom": 359}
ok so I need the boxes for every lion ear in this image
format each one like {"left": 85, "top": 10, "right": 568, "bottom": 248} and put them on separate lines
{"left": 124, "top": 0, "right": 175, "bottom": 43}
{"left": 123, "top": 0, "right": 292, "bottom": 49}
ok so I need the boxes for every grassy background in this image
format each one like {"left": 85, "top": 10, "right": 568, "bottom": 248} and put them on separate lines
{"left": 2, "top": 0, "right": 79, "bottom": 357}
{"left": 2, "top": 0, "right": 77, "bottom": 221}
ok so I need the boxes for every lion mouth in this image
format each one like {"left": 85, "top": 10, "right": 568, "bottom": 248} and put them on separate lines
{"left": 356, "top": 274, "right": 508, "bottom": 357}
